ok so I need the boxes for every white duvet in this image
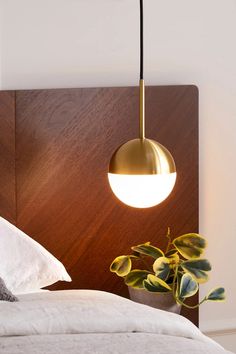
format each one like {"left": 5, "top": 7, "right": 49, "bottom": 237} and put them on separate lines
{"left": 0, "top": 290, "right": 233, "bottom": 354}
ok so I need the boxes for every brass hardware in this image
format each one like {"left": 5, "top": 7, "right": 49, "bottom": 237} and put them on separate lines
{"left": 139, "top": 79, "right": 145, "bottom": 139}
{"left": 108, "top": 80, "right": 176, "bottom": 176}
{"left": 109, "top": 138, "right": 176, "bottom": 175}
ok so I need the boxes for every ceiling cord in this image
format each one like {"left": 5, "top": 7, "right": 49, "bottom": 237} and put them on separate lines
{"left": 140, "top": 0, "right": 144, "bottom": 80}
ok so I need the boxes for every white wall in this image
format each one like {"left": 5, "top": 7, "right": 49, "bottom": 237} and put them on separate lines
{"left": 1, "top": 0, "right": 236, "bottom": 351}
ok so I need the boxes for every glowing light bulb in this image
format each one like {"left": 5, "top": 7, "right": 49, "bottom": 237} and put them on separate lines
{"left": 108, "top": 172, "right": 176, "bottom": 208}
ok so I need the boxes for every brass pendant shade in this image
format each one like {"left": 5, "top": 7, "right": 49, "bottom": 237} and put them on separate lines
{"left": 107, "top": 1, "right": 177, "bottom": 208}
{"left": 109, "top": 138, "right": 176, "bottom": 175}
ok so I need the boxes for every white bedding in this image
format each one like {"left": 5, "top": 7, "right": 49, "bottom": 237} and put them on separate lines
{"left": 0, "top": 290, "right": 233, "bottom": 354}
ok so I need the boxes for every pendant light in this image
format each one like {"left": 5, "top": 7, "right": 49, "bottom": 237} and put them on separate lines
{"left": 108, "top": 0, "right": 177, "bottom": 208}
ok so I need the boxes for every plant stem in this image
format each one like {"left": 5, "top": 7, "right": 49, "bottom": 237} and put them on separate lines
{"left": 165, "top": 227, "right": 172, "bottom": 253}
{"left": 172, "top": 264, "right": 178, "bottom": 299}
{"left": 175, "top": 297, "right": 207, "bottom": 309}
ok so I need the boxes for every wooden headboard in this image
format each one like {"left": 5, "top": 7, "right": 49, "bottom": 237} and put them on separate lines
{"left": 0, "top": 85, "right": 198, "bottom": 324}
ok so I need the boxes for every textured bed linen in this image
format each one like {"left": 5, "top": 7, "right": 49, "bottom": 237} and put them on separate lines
{"left": 0, "top": 290, "right": 232, "bottom": 354}
{"left": 0, "top": 333, "right": 232, "bottom": 354}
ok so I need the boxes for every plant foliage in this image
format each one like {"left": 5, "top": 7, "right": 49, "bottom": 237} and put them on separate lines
{"left": 110, "top": 229, "right": 225, "bottom": 309}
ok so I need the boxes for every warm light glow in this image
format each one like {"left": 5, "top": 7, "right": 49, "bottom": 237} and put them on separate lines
{"left": 108, "top": 172, "right": 177, "bottom": 208}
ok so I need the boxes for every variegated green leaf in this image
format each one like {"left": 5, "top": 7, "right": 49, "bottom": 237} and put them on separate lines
{"left": 173, "top": 233, "right": 206, "bottom": 259}
{"left": 179, "top": 273, "right": 198, "bottom": 298}
{"left": 143, "top": 274, "right": 172, "bottom": 293}
{"left": 131, "top": 242, "right": 164, "bottom": 259}
{"left": 165, "top": 249, "right": 178, "bottom": 257}
{"left": 153, "top": 257, "right": 170, "bottom": 281}
{"left": 181, "top": 259, "right": 211, "bottom": 283}
{"left": 176, "top": 272, "right": 184, "bottom": 301}
{"left": 125, "top": 270, "right": 150, "bottom": 289}
{"left": 110, "top": 256, "right": 131, "bottom": 277}
{"left": 206, "top": 287, "right": 226, "bottom": 302}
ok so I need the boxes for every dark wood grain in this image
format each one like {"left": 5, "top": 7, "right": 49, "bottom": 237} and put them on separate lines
{"left": 0, "top": 86, "right": 198, "bottom": 325}
{"left": 0, "top": 91, "right": 16, "bottom": 223}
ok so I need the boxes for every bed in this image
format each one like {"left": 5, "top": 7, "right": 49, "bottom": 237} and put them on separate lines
{"left": 0, "top": 197, "right": 231, "bottom": 354}
{"left": 0, "top": 290, "right": 232, "bottom": 354}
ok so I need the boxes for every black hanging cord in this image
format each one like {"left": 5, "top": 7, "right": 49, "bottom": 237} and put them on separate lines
{"left": 140, "top": 0, "right": 144, "bottom": 80}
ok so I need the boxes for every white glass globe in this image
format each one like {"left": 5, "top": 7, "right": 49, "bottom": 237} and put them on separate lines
{"left": 108, "top": 172, "right": 177, "bottom": 208}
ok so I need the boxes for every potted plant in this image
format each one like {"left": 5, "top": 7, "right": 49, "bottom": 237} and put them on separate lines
{"left": 110, "top": 228, "right": 225, "bottom": 313}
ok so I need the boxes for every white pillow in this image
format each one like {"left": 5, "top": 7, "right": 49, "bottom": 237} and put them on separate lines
{"left": 0, "top": 217, "right": 71, "bottom": 293}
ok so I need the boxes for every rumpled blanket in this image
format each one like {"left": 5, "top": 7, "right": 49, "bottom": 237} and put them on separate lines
{"left": 0, "top": 290, "right": 233, "bottom": 354}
